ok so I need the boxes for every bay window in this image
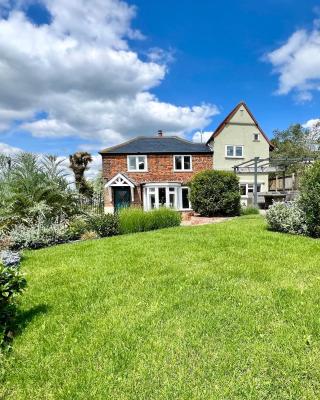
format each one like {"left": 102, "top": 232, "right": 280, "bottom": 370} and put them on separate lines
{"left": 144, "top": 184, "right": 191, "bottom": 210}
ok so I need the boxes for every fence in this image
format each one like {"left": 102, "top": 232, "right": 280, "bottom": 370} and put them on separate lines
{"left": 77, "top": 193, "right": 104, "bottom": 214}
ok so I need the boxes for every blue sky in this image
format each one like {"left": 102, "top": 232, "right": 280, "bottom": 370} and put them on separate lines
{"left": 0, "top": 0, "right": 319, "bottom": 163}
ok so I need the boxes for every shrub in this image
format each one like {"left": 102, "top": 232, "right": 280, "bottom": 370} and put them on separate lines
{"left": 0, "top": 251, "right": 21, "bottom": 268}
{"left": 119, "top": 207, "right": 181, "bottom": 234}
{"left": 266, "top": 200, "right": 307, "bottom": 235}
{"left": 87, "top": 213, "right": 119, "bottom": 238}
{"left": 67, "top": 216, "right": 88, "bottom": 240}
{"left": 0, "top": 262, "right": 26, "bottom": 346}
{"left": 190, "top": 170, "right": 241, "bottom": 217}
{"left": 299, "top": 161, "right": 320, "bottom": 237}
{"left": 241, "top": 206, "right": 260, "bottom": 216}
{"left": 9, "top": 219, "right": 69, "bottom": 250}
{"left": 80, "top": 231, "right": 99, "bottom": 241}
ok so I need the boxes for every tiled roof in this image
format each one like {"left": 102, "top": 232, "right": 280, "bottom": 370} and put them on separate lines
{"left": 100, "top": 136, "right": 212, "bottom": 154}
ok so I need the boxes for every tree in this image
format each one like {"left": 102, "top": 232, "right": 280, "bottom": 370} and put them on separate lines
{"left": 271, "top": 124, "right": 314, "bottom": 160}
{"left": 69, "top": 152, "right": 93, "bottom": 196}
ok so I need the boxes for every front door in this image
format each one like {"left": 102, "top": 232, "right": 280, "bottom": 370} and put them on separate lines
{"left": 114, "top": 187, "right": 131, "bottom": 211}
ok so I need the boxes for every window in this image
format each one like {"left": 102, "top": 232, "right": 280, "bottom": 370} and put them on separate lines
{"left": 174, "top": 155, "right": 192, "bottom": 171}
{"left": 144, "top": 185, "right": 191, "bottom": 210}
{"left": 225, "top": 145, "right": 243, "bottom": 158}
{"left": 240, "top": 183, "right": 261, "bottom": 196}
{"left": 181, "top": 187, "right": 191, "bottom": 209}
{"left": 145, "top": 185, "right": 178, "bottom": 210}
{"left": 127, "top": 155, "right": 147, "bottom": 171}
{"left": 253, "top": 133, "right": 260, "bottom": 141}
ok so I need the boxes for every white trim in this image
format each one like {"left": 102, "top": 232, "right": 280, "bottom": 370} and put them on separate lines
{"left": 239, "top": 182, "right": 262, "bottom": 197}
{"left": 105, "top": 173, "right": 135, "bottom": 188}
{"left": 127, "top": 155, "right": 148, "bottom": 172}
{"left": 173, "top": 155, "right": 193, "bottom": 171}
{"left": 225, "top": 145, "right": 244, "bottom": 159}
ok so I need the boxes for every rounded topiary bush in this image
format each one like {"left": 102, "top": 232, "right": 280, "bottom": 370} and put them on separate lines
{"left": 299, "top": 161, "right": 320, "bottom": 237}
{"left": 189, "top": 170, "right": 241, "bottom": 217}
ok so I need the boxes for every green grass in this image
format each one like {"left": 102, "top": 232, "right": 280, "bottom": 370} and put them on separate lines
{"left": 3, "top": 216, "right": 320, "bottom": 399}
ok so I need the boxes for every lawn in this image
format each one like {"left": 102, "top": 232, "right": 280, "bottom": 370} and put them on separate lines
{"left": 2, "top": 216, "right": 320, "bottom": 399}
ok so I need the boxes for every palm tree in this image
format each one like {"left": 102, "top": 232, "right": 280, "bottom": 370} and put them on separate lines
{"left": 69, "top": 152, "right": 93, "bottom": 196}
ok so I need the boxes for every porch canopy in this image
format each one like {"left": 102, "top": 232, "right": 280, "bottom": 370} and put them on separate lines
{"left": 233, "top": 156, "right": 319, "bottom": 207}
{"left": 105, "top": 173, "right": 135, "bottom": 203}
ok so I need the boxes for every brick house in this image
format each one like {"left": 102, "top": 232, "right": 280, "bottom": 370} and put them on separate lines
{"left": 100, "top": 102, "right": 272, "bottom": 212}
{"left": 100, "top": 132, "right": 212, "bottom": 212}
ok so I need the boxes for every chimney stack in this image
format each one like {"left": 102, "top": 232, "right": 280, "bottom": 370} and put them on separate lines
{"left": 157, "top": 129, "right": 163, "bottom": 137}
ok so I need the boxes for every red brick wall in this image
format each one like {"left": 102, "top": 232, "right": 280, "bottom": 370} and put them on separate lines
{"left": 102, "top": 153, "right": 213, "bottom": 184}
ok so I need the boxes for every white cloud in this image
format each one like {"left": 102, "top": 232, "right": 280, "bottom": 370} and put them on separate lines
{"left": 192, "top": 131, "right": 213, "bottom": 143}
{"left": 0, "top": 142, "right": 23, "bottom": 154}
{"left": 0, "top": 0, "right": 218, "bottom": 146}
{"left": 266, "top": 22, "right": 320, "bottom": 101}
{"left": 303, "top": 118, "right": 320, "bottom": 129}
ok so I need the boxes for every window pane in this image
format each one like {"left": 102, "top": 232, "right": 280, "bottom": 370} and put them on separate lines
{"left": 240, "top": 185, "right": 246, "bottom": 196}
{"left": 150, "top": 194, "right": 155, "bottom": 209}
{"left": 257, "top": 184, "right": 261, "bottom": 192}
{"left": 169, "top": 187, "right": 175, "bottom": 192}
{"left": 235, "top": 146, "right": 243, "bottom": 157}
{"left": 159, "top": 187, "right": 166, "bottom": 206}
{"left": 226, "top": 146, "right": 234, "bottom": 157}
{"left": 128, "top": 156, "right": 136, "bottom": 170}
{"left": 183, "top": 156, "right": 191, "bottom": 170}
{"left": 169, "top": 193, "right": 175, "bottom": 208}
{"left": 138, "top": 156, "right": 145, "bottom": 170}
{"left": 175, "top": 156, "right": 182, "bottom": 170}
{"left": 248, "top": 184, "right": 254, "bottom": 193}
{"left": 253, "top": 133, "right": 259, "bottom": 141}
{"left": 182, "top": 188, "right": 190, "bottom": 209}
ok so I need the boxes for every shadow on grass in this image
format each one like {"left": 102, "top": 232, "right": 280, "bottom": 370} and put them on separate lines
{"left": 15, "top": 304, "right": 49, "bottom": 334}
{"left": 5, "top": 304, "right": 50, "bottom": 345}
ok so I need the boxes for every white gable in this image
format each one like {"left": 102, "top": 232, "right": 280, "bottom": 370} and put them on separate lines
{"left": 229, "top": 105, "right": 255, "bottom": 125}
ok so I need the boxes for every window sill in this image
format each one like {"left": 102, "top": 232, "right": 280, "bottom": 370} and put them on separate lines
{"left": 225, "top": 156, "right": 244, "bottom": 159}
{"left": 128, "top": 170, "right": 148, "bottom": 172}
{"left": 173, "top": 169, "right": 193, "bottom": 172}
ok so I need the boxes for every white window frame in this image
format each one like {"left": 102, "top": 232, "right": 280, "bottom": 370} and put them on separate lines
{"left": 240, "top": 183, "right": 262, "bottom": 197}
{"left": 225, "top": 145, "right": 244, "bottom": 159}
{"left": 173, "top": 155, "right": 192, "bottom": 171}
{"left": 127, "top": 155, "right": 148, "bottom": 172}
{"left": 253, "top": 133, "right": 260, "bottom": 141}
{"left": 144, "top": 183, "right": 179, "bottom": 210}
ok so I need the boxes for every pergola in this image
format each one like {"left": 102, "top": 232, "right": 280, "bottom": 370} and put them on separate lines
{"left": 233, "top": 156, "right": 319, "bottom": 207}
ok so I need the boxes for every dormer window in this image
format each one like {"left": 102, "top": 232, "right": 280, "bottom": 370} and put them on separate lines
{"left": 127, "top": 155, "right": 147, "bottom": 172}
{"left": 253, "top": 133, "right": 260, "bottom": 141}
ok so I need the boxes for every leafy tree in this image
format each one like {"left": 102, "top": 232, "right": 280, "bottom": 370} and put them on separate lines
{"left": 69, "top": 152, "right": 93, "bottom": 196}
{"left": 271, "top": 124, "right": 314, "bottom": 160}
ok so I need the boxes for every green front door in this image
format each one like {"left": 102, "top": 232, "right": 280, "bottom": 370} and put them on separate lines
{"left": 114, "top": 187, "right": 131, "bottom": 211}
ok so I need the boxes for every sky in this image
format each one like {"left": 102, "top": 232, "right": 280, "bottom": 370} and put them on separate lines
{"left": 0, "top": 0, "right": 319, "bottom": 176}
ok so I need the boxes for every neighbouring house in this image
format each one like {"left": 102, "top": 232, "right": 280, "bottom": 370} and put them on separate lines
{"left": 206, "top": 101, "right": 273, "bottom": 206}
{"left": 100, "top": 101, "right": 272, "bottom": 212}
